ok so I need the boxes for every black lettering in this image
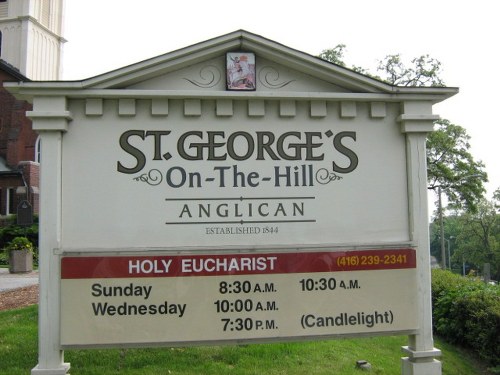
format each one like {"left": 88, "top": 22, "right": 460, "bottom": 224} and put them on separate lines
{"left": 117, "top": 130, "right": 146, "bottom": 174}
{"left": 256, "top": 132, "right": 279, "bottom": 160}
{"left": 332, "top": 131, "right": 358, "bottom": 173}
{"left": 207, "top": 131, "right": 227, "bottom": 160}
{"left": 166, "top": 166, "right": 186, "bottom": 188}
{"left": 227, "top": 131, "right": 254, "bottom": 160}
{"left": 91, "top": 283, "right": 102, "bottom": 297}
{"left": 305, "top": 132, "right": 324, "bottom": 160}
{"left": 92, "top": 302, "right": 108, "bottom": 316}
{"left": 177, "top": 131, "right": 203, "bottom": 160}
{"left": 277, "top": 132, "right": 301, "bottom": 160}
{"left": 145, "top": 131, "right": 171, "bottom": 160}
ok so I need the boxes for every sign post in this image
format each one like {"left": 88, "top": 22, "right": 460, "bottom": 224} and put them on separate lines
{"left": 400, "top": 108, "right": 443, "bottom": 373}
{"left": 7, "top": 31, "right": 457, "bottom": 375}
{"left": 27, "top": 97, "right": 71, "bottom": 374}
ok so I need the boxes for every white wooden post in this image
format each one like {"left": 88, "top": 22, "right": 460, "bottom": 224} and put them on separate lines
{"left": 28, "top": 96, "right": 71, "bottom": 375}
{"left": 399, "top": 101, "right": 442, "bottom": 375}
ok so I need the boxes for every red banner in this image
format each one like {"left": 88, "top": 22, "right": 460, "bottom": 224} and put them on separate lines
{"left": 61, "top": 249, "right": 416, "bottom": 279}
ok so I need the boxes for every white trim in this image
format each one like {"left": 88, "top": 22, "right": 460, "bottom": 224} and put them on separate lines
{"left": 7, "top": 88, "right": 458, "bottom": 104}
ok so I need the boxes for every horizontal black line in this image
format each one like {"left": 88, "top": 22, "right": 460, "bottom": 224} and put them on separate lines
{"left": 165, "top": 220, "right": 317, "bottom": 225}
{"left": 165, "top": 197, "right": 316, "bottom": 201}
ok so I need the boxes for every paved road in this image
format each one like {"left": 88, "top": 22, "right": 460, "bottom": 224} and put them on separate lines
{"left": 0, "top": 268, "right": 39, "bottom": 292}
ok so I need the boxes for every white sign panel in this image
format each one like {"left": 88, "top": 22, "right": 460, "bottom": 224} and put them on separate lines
{"left": 61, "top": 248, "right": 417, "bottom": 347}
{"left": 61, "top": 101, "right": 409, "bottom": 250}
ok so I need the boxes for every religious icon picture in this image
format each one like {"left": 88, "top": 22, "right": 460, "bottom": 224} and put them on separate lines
{"left": 226, "top": 52, "right": 256, "bottom": 91}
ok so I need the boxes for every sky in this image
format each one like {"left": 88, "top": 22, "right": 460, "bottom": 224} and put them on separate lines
{"left": 62, "top": 0, "right": 499, "bottom": 199}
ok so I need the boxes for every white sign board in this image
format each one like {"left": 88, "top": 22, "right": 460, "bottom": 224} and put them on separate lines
{"left": 61, "top": 100, "right": 409, "bottom": 250}
{"left": 11, "top": 31, "right": 456, "bottom": 375}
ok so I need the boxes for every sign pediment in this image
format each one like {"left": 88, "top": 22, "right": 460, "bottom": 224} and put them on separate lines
{"left": 66, "top": 29, "right": 454, "bottom": 104}
{"left": 6, "top": 29, "right": 458, "bottom": 104}
{"left": 80, "top": 30, "right": 384, "bottom": 93}
{"left": 125, "top": 56, "right": 351, "bottom": 93}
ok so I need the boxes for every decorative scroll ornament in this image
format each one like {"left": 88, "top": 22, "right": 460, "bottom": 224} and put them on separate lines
{"left": 133, "top": 169, "right": 163, "bottom": 186}
{"left": 315, "top": 166, "right": 343, "bottom": 185}
{"left": 258, "top": 66, "right": 296, "bottom": 89}
{"left": 183, "top": 65, "right": 221, "bottom": 88}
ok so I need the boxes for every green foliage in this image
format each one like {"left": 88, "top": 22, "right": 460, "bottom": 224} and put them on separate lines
{"left": 317, "top": 47, "right": 445, "bottom": 87}
{"left": 432, "top": 269, "right": 500, "bottom": 368}
{"left": 376, "top": 54, "right": 445, "bottom": 87}
{"left": 427, "top": 119, "right": 488, "bottom": 213}
{"left": 494, "top": 188, "right": 500, "bottom": 204}
{"left": 0, "top": 306, "right": 492, "bottom": 375}
{"left": 429, "top": 215, "right": 463, "bottom": 270}
{"left": 318, "top": 44, "right": 347, "bottom": 67}
{"left": 429, "top": 189, "right": 500, "bottom": 280}
{"left": 3, "top": 237, "right": 34, "bottom": 254}
{"left": 451, "top": 191, "right": 500, "bottom": 280}
{"left": 0, "top": 251, "right": 7, "bottom": 266}
{"left": 0, "top": 215, "right": 39, "bottom": 249}
{"left": 0, "top": 217, "right": 39, "bottom": 266}
{"left": 317, "top": 46, "right": 487, "bottom": 211}
{"left": 0, "top": 306, "right": 38, "bottom": 374}
{"left": 317, "top": 45, "right": 380, "bottom": 80}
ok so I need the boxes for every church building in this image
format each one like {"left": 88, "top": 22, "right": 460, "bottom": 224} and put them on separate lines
{"left": 0, "top": 0, "right": 64, "bottom": 219}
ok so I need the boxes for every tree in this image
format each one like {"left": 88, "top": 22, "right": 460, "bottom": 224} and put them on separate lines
{"left": 318, "top": 45, "right": 347, "bottom": 67}
{"left": 452, "top": 189, "right": 500, "bottom": 280}
{"left": 429, "top": 190, "right": 500, "bottom": 279}
{"left": 319, "top": 46, "right": 445, "bottom": 86}
{"left": 376, "top": 54, "right": 445, "bottom": 87}
{"left": 429, "top": 214, "right": 462, "bottom": 270}
{"left": 318, "top": 45, "right": 371, "bottom": 75}
{"left": 426, "top": 119, "right": 487, "bottom": 213}
{"left": 318, "top": 46, "right": 488, "bottom": 211}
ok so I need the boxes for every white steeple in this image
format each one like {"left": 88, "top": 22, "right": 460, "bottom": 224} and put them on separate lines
{"left": 0, "top": 0, "right": 65, "bottom": 80}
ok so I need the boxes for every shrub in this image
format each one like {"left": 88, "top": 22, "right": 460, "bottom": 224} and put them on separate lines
{"left": 0, "top": 215, "right": 39, "bottom": 249}
{"left": 0, "top": 250, "right": 7, "bottom": 266}
{"left": 3, "top": 237, "right": 34, "bottom": 253}
{"left": 432, "top": 269, "right": 500, "bottom": 368}
{"left": 0, "top": 216, "right": 38, "bottom": 266}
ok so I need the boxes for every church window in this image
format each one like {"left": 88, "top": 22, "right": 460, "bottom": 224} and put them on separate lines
{"left": 6, "top": 187, "right": 15, "bottom": 215}
{"left": 35, "top": 136, "right": 41, "bottom": 163}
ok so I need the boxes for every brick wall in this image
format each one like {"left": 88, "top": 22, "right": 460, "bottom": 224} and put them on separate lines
{"left": 0, "top": 67, "right": 40, "bottom": 218}
{"left": 0, "top": 72, "right": 35, "bottom": 167}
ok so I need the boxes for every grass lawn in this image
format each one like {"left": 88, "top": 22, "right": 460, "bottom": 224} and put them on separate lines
{"left": 0, "top": 305, "right": 492, "bottom": 374}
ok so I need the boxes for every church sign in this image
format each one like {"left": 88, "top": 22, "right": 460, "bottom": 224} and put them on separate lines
{"left": 7, "top": 31, "right": 457, "bottom": 375}
{"left": 60, "top": 248, "right": 417, "bottom": 346}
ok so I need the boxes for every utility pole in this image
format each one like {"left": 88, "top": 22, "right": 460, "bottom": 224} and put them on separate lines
{"left": 438, "top": 186, "right": 446, "bottom": 269}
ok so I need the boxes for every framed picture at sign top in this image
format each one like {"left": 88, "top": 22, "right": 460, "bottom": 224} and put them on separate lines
{"left": 226, "top": 52, "right": 256, "bottom": 91}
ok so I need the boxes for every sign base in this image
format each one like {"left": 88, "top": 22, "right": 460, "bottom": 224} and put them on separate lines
{"left": 401, "top": 346, "right": 442, "bottom": 375}
{"left": 401, "top": 358, "right": 441, "bottom": 375}
{"left": 31, "top": 362, "right": 70, "bottom": 375}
